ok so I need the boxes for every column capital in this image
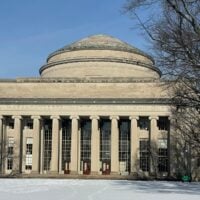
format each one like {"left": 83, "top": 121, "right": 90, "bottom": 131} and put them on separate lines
{"left": 90, "top": 115, "right": 99, "bottom": 120}
{"left": 70, "top": 115, "right": 79, "bottom": 120}
{"left": 129, "top": 116, "right": 139, "bottom": 120}
{"left": 12, "top": 115, "right": 22, "bottom": 120}
{"left": 109, "top": 115, "right": 119, "bottom": 120}
{"left": 149, "top": 116, "right": 158, "bottom": 120}
{"left": 0, "top": 115, "right": 3, "bottom": 120}
{"left": 31, "top": 115, "right": 41, "bottom": 120}
{"left": 50, "top": 115, "right": 60, "bottom": 120}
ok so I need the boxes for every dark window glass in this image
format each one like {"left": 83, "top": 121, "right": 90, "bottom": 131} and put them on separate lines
{"left": 139, "top": 139, "right": 149, "bottom": 171}
{"left": 157, "top": 117, "right": 169, "bottom": 131}
{"left": 158, "top": 139, "right": 168, "bottom": 172}
{"left": 119, "top": 120, "right": 130, "bottom": 172}
{"left": 80, "top": 120, "right": 91, "bottom": 173}
{"left": 43, "top": 119, "right": 52, "bottom": 171}
{"left": 62, "top": 119, "right": 71, "bottom": 171}
{"left": 138, "top": 117, "right": 149, "bottom": 130}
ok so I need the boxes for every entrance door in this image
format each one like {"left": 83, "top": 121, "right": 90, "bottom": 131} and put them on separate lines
{"left": 64, "top": 162, "right": 70, "bottom": 174}
{"left": 83, "top": 161, "right": 91, "bottom": 175}
{"left": 102, "top": 160, "right": 110, "bottom": 175}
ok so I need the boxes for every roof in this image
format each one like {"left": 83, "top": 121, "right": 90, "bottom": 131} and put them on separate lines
{"left": 47, "top": 34, "right": 154, "bottom": 63}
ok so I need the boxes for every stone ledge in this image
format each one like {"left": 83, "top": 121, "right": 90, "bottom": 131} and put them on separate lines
{"left": 0, "top": 98, "right": 171, "bottom": 105}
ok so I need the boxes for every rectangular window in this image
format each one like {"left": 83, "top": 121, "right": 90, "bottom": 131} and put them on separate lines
{"left": 157, "top": 117, "right": 169, "bottom": 131}
{"left": 139, "top": 139, "right": 149, "bottom": 172}
{"left": 197, "top": 157, "right": 200, "bottom": 167}
{"left": 62, "top": 119, "right": 71, "bottom": 172}
{"left": 7, "top": 119, "right": 14, "bottom": 129}
{"left": 100, "top": 119, "right": 111, "bottom": 174}
{"left": 138, "top": 117, "right": 149, "bottom": 130}
{"left": 25, "top": 138, "right": 33, "bottom": 170}
{"left": 24, "top": 118, "right": 33, "bottom": 129}
{"left": 119, "top": 120, "right": 130, "bottom": 172}
{"left": 158, "top": 139, "right": 168, "bottom": 172}
{"left": 7, "top": 137, "right": 14, "bottom": 170}
{"left": 43, "top": 119, "right": 52, "bottom": 171}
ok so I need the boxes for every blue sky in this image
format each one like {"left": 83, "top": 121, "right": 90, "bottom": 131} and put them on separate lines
{"left": 0, "top": 0, "right": 150, "bottom": 78}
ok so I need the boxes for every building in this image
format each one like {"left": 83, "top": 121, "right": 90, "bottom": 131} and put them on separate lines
{"left": 0, "top": 34, "right": 186, "bottom": 178}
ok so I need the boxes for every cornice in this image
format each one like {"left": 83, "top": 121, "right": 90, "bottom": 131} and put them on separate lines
{"left": 46, "top": 46, "right": 155, "bottom": 64}
{"left": 40, "top": 57, "right": 161, "bottom": 76}
{"left": 0, "top": 98, "right": 171, "bottom": 105}
{"left": 0, "top": 77, "right": 171, "bottom": 84}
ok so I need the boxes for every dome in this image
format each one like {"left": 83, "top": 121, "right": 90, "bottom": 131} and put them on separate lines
{"left": 40, "top": 34, "right": 161, "bottom": 79}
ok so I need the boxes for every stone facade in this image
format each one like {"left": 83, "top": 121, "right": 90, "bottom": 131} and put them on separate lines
{"left": 0, "top": 34, "right": 198, "bottom": 179}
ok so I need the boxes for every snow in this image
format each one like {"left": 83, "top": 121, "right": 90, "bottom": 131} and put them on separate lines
{"left": 0, "top": 179, "right": 199, "bottom": 200}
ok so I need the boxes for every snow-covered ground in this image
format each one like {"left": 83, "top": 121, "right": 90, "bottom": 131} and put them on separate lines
{"left": 0, "top": 179, "right": 199, "bottom": 200}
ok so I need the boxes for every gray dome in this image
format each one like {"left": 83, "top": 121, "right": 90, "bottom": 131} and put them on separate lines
{"left": 47, "top": 34, "right": 154, "bottom": 62}
{"left": 40, "top": 34, "right": 161, "bottom": 79}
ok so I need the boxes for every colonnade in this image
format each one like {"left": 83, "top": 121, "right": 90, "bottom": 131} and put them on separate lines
{"left": 0, "top": 115, "right": 166, "bottom": 175}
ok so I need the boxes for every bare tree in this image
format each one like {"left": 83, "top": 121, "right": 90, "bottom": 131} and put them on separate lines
{"left": 124, "top": 0, "right": 200, "bottom": 179}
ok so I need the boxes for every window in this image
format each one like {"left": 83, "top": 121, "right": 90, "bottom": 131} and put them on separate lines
{"left": 197, "top": 157, "right": 200, "bottom": 168}
{"left": 157, "top": 117, "right": 169, "bottom": 131}
{"left": 80, "top": 120, "right": 91, "bottom": 173}
{"left": 138, "top": 117, "right": 149, "bottom": 130}
{"left": 100, "top": 120, "right": 111, "bottom": 161}
{"left": 119, "top": 120, "right": 130, "bottom": 172}
{"left": 158, "top": 139, "right": 168, "bottom": 172}
{"left": 139, "top": 139, "right": 149, "bottom": 171}
{"left": 25, "top": 138, "right": 33, "bottom": 170}
{"left": 61, "top": 119, "right": 71, "bottom": 171}
{"left": 24, "top": 118, "right": 33, "bottom": 129}
{"left": 7, "top": 119, "right": 14, "bottom": 129}
{"left": 43, "top": 119, "right": 52, "bottom": 171}
{"left": 7, "top": 137, "right": 14, "bottom": 170}
{"left": 100, "top": 119, "right": 111, "bottom": 174}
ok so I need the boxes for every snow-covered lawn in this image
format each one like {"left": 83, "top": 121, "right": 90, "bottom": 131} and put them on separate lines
{"left": 0, "top": 179, "right": 199, "bottom": 200}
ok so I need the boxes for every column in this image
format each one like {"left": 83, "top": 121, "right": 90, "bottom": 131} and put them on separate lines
{"left": 31, "top": 115, "right": 41, "bottom": 173}
{"left": 0, "top": 116, "right": 3, "bottom": 174}
{"left": 90, "top": 115, "right": 100, "bottom": 174}
{"left": 149, "top": 116, "right": 159, "bottom": 175}
{"left": 70, "top": 115, "right": 79, "bottom": 174}
{"left": 110, "top": 116, "right": 119, "bottom": 174}
{"left": 129, "top": 116, "right": 139, "bottom": 175}
{"left": 50, "top": 115, "right": 60, "bottom": 173}
{"left": 12, "top": 115, "right": 22, "bottom": 173}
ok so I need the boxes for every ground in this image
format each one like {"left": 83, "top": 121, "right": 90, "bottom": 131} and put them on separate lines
{"left": 0, "top": 179, "right": 199, "bottom": 200}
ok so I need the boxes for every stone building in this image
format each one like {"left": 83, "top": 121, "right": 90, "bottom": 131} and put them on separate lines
{"left": 0, "top": 34, "right": 184, "bottom": 178}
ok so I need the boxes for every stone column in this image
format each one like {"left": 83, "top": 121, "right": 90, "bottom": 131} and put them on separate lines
{"left": 31, "top": 115, "right": 41, "bottom": 173}
{"left": 129, "top": 116, "right": 139, "bottom": 175}
{"left": 70, "top": 115, "right": 79, "bottom": 174}
{"left": 110, "top": 116, "right": 119, "bottom": 174}
{"left": 0, "top": 115, "right": 3, "bottom": 174}
{"left": 149, "top": 116, "right": 159, "bottom": 175}
{"left": 50, "top": 115, "right": 60, "bottom": 173}
{"left": 12, "top": 115, "right": 22, "bottom": 173}
{"left": 90, "top": 115, "right": 100, "bottom": 174}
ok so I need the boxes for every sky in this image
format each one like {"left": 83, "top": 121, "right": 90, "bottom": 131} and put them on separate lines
{"left": 0, "top": 0, "right": 150, "bottom": 79}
